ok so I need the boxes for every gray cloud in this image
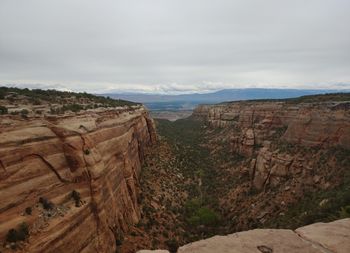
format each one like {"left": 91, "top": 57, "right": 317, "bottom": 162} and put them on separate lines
{"left": 0, "top": 0, "right": 350, "bottom": 93}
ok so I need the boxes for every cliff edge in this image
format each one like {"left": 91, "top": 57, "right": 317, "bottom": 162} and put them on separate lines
{"left": 138, "top": 218, "right": 350, "bottom": 253}
{"left": 0, "top": 106, "right": 156, "bottom": 253}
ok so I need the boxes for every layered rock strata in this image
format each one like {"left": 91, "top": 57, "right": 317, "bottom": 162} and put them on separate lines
{"left": 0, "top": 107, "right": 156, "bottom": 253}
{"left": 194, "top": 101, "right": 350, "bottom": 149}
{"left": 193, "top": 101, "right": 350, "bottom": 190}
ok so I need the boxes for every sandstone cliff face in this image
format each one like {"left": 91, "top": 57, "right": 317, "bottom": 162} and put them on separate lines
{"left": 194, "top": 101, "right": 350, "bottom": 191}
{"left": 0, "top": 107, "right": 156, "bottom": 253}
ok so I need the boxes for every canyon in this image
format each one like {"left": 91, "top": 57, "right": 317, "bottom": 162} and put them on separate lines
{"left": 189, "top": 96, "right": 350, "bottom": 232}
{"left": 0, "top": 90, "right": 349, "bottom": 253}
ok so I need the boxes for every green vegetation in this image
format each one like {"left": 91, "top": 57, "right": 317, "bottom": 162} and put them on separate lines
{"left": 39, "top": 197, "right": 54, "bottom": 210}
{"left": 221, "top": 92, "right": 350, "bottom": 105}
{"left": 265, "top": 147, "right": 350, "bottom": 229}
{"left": 185, "top": 199, "right": 219, "bottom": 226}
{"left": 6, "top": 222, "right": 29, "bottom": 243}
{"left": 115, "top": 232, "right": 124, "bottom": 246}
{"left": 0, "top": 105, "right": 8, "bottom": 114}
{"left": 62, "top": 103, "right": 84, "bottom": 112}
{"left": 20, "top": 109, "right": 29, "bottom": 116}
{"left": 156, "top": 118, "right": 223, "bottom": 238}
{"left": 0, "top": 86, "right": 139, "bottom": 107}
{"left": 165, "top": 239, "right": 179, "bottom": 253}
{"left": 71, "top": 190, "right": 81, "bottom": 207}
{"left": 25, "top": 207, "right": 32, "bottom": 215}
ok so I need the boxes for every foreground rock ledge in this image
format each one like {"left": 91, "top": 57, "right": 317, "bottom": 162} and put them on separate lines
{"left": 138, "top": 218, "right": 350, "bottom": 253}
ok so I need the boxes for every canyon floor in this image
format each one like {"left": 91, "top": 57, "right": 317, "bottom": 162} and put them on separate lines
{"left": 122, "top": 116, "right": 350, "bottom": 253}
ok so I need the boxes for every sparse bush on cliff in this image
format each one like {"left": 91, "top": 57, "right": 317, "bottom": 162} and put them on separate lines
{"left": 71, "top": 190, "right": 81, "bottom": 207}
{"left": 6, "top": 229, "right": 18, "bottom": 243}
{"left": 20, "top": 109, "right": 29, "bottom": 116}
{"left": 25, "top": 207, "right": 32, "bottom": 215}
{"left": 115, "top": 232, "right": 124, "bottom": 246}
{"left": 39, "top": 197, "right": 54, "bottom": 210}
{"left": 6, "top": 222, "right": 29, "bottom": 243}
{"left": 0, "top": 105, "right": 8, "bottom": 114}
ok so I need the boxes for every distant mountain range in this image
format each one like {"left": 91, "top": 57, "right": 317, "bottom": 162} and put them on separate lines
{"left": 103, "top": 88, "right": 349, "bottom": 111}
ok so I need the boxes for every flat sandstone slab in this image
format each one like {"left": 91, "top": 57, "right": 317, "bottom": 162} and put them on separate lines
{"left": 178, "top": 229, "right": 321, "bottom": 253}
{"left": 296, "top": 218, "right": 350, "bottom": 253}
{"left": 140, "top": 219, "right": 350, "bottom": 253}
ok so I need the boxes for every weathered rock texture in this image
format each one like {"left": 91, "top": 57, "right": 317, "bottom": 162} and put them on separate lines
{"left": 191, "top": 99, "right": 350, "bottom": 232}
{"left": 0, "top": 107, "right": 156, "bottom": 253}
{"left": 139, "top": 218, "right": 350, "bottom": 253}
{"left": 195, "top": 101, "right": 350, "bottom": 148}
{"left": 193, "top": 101, "right": 350, "bottom": 191}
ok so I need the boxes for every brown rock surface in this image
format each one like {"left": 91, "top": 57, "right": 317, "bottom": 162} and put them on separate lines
{"left": 193, "top": 100, "right": 350, "bottom": 192}
{"left": 194, "top": 101, "right": 350, "bottom": 149}
{"left": 140, "top": 219, "right": 350, "bottom": 253}
{"left": 178, "top": 229, "right": 321, "bottom": 253}
{"left": 137, "top": 251, "right": 170, "bottom": 253}
{"left": 296, "top": 218, "right": 350, "bottom": 253}
{"left": 0, "top": 107, "right": 156, "bottom": 253}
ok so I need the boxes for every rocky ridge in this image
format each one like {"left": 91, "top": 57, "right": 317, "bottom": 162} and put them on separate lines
{"left": 0, "top": 106, "right": 156, "bottom": 253}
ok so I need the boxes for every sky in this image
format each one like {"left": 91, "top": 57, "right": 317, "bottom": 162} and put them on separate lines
{"left": 0, "top": 0, "right": 350, "bottom": 94}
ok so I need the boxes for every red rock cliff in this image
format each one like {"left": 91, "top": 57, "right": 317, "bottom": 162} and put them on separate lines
{"left": 0, "top": 107, "right": 156, "bottom": 253}
{"left": 193, "top": 100, "right": 350, "bottom": 192}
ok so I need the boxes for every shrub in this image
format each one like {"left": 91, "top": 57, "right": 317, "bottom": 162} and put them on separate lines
{"left": 20, "top": 109, "right": 29, "bottom": 116}
{"left": 6, "top": 229, "right": 18, "bottom": 242}
{"left": 71, "top": 190, "right": 81, "bottom": 207}
{"left": 184, "top": 198, "right": 220, "bottom": 227}
{"left": 188, "top": 207, "right": 219, "bottom": 226}
{"left": 62, "top": 103, "right": 84, "bottom": 113}
{"left": 6, "top": 222, "right": 29, "bottom": 243}
{"left": 165, "top": 239, "right": 178, "bottom": 253}
{"left": 17, "top": 222, "right": 29, "bottom": 240}
{"left": 25, "top": 207, "right": 32, "bottom": 215}
{"left": 39, "top": 197, "right": 54, "bottom": 210}
{"left": 115, "top": 232, "right": 124, "bottom": 246}
{"left": 184, "top": 198, "right": 201, "bottom": 215}
{"left": 84, "top": 149, "right": 90, "bottom": 155}
{"left": 339, "top": 205, "right": 350, "bottom": 218}
{"left": 0, "top": 105, "right": 8, "bottom": 115}
{"left": 162, "top": 230, "right": 169, "bottom": 238}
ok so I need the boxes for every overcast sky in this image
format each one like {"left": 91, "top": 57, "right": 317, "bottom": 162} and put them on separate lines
{"left": 0, "top": 0, "right": 349, "bottom": 94}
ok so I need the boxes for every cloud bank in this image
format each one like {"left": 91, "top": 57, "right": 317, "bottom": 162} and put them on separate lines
{"left": 0, "top": 0, "right": 349, "bottom": 94}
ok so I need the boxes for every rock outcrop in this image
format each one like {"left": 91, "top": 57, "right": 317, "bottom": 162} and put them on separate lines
{"left": 0, "top": 107, "right": 156, "bottom": 253}
{"left": 138, "top": 218, "right": 350, "bottom": 253}
{"left": 193, "top": 100, "right": 350, "bottom": 191}
{"left": 194, "top": 101, "right": 350, "bottom": 149}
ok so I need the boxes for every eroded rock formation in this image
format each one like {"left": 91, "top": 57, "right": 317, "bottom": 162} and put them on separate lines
{"left": 193, "top": 100, "right": 350, "bottom": 191}
{"left": 0, "top": 107, "right": 156, "bottom": 253}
